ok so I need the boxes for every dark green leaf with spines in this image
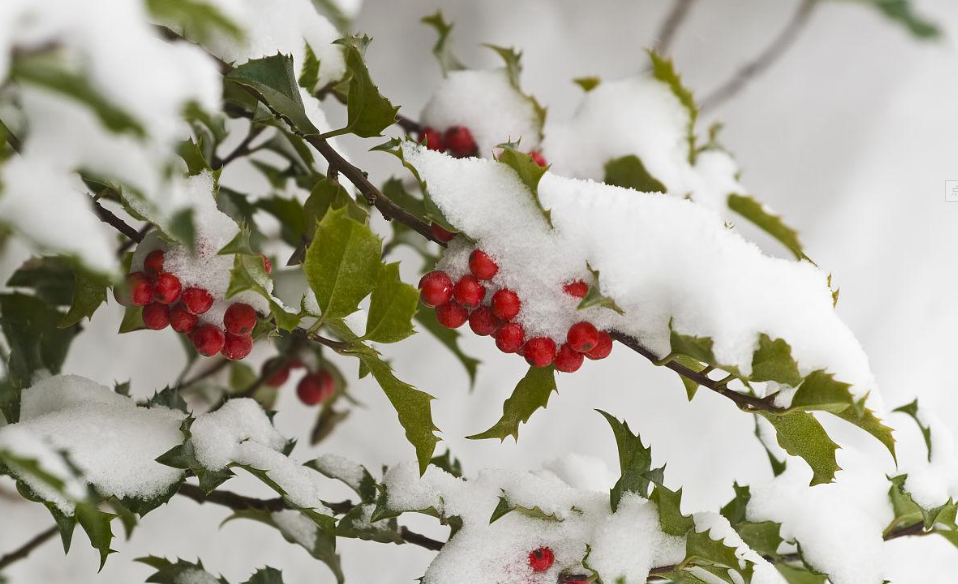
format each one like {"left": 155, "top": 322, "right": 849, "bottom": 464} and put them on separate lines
{"left": 421, "top": 11, "right": 465, "bottom": 74}
{"left": 146, "top": 0, "right": 243, "bottom": 43}
{"left": 750, "top": 334, "right": 802, "bottom": 387}
{"left": 650, "top": 484, "right": 694, "bottom": 536}
{"left": 647, "top": 50, "right": 698, "bottom": 162}
{"left": 893, "top": 399, "right": 932, "bottom": 461}
{"left": 75, "top": 502, "right": 116, "bottom": 571}
{"left": 329, "top": 36, "right": 400, "bottom": 138}
{"left": 242, "top": 566, "right": 285, "bottom": 584}
{"left": 497, "top": 146, "right": 552, "bottom": 228}
{"left": 576, "top": 264, "right": 624, "bottom": 314}
{"left": 598, "top": 410, "right": 661, "bottom": 510}
{"left": 468, "top": 366, "right": 557, "bottom": 442}
{"left": 226, "top": 54, "right": 320, "bottom": 134}
{"left": 727, "top": 193, "right": 806, "bottom": 260}
{"left": 362, "top": 262, "right": 419, "bottom": 343}
{"left": 603, "top": 155, "right": 667, "bottom": 193}
{"left": 573, "top": 76, "right": 601, "bottom": 92}
{"left": 757, "top": 411, "right": 841, "bottom": 485}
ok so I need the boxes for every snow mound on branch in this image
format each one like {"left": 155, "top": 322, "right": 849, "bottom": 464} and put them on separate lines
{"left": 421, "top": 69, "right": 542, "bottom": 156}
{"left": 0, "top": 375, "right": 186, "bottom": 514}
{"left": 131, "top": 171, "right": 272, "bottom": 326}
{"left": 405, "top": 143, "right": 876, "bottom": 401}
{"left": 0, "top": 425, "right": 88, "bottom": 515}
{"left": 383, "top": 461, "right": 685, "bottom": 584}
{"left": 747, "top": 465, "right": 893, "bottom": 584}
{"left": 541, "top": 77, "right": 743, "bottom": 213}
{"left": 271, "top": 509, "right": 319, "bottom": 549}
{"left": 310, "top": 453, "right": 366, "bottom": 491}
{"left": 689, "top": 513, "right": 787, "bottom": 584}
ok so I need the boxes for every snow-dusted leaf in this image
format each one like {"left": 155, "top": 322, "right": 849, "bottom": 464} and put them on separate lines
{"left": 336, "top": 505, "right": 405, "bottom": 544}
{"left": 421, "top": 10, "right": 465, "bottom": 75}
{"left": 603, "top": 154, "right": 667, "bottom": 193}
{"left": 429, "top": 449, "right": 463, "bottom": 478}
{"left": 669, "top": 328, "right": 716, "bottom": 365}
{"left": 226, "top": 255, "right": 300, "bottom": 331}
{"left": 727, "top": 193, "right": 806, "bottom": 260}
{"left": 893, "top": 398, "right": 932, "bottom": 461}
{"left": 362, "top": 262, "right": 419, "bottom": 343}
{"left": 136, "top": 556, "right": 230, "bottom": 584}
{"left": 598, "top": 410, "right": 661, "bottom": 509}
{"left": 648, "top": 50, "right": 697, "bottom": 161}
{"left": 735, "top": 521, "right": 783, "bottom": 557}
{"left": 144, "top": 386, "right": 189, "bottom": 413}
{"left": 682, "top": 528, "right": 751, "bottom": 583}
{"left": 146, "top": 0, "right": 243, "bottom": 42}
{"left": 651, "top": 485, "right": 694, "bottom": 536}
{"left": 776, "top": 564, "right": 827, "bottom": 584}
{"left": 484, "top": 45, "right": 547, "bottom": 131}
{"left": 242, "top": 566, "right": 285, "bottom": 584}
{"left": 497, "top": 146, "right": 552, "bottom": 228}
{"left": 330, "top": 36, "right": 400, "bottom": 138}
{"left": 490, "top": 495, "right": 562, "bottom": 524}
{"left": 468, "top": 366, "right": 557, "bottom": 442}
{"left": 750, "top": 334, "right": 802, "bottom": 387}
{"left": 306, "top": 455, "right": 377, "bottom": 503}
{"left": 577, "top": 264, "right": 624, "bottom": 314}
{"left": 757, "top": 411, "right": 840, "bottom": 485}
{"left": 156, "top": 418, "right": 234, "bottom": 494}
{"left": 226, "top": 54, "right": 320, "bottom": 135}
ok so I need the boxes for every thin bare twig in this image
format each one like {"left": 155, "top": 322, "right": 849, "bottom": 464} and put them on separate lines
{"left": 92, "top": 200, "right": 144, "bottom": 243}
{"left": 0, "top": 525, "right": 58, "bottom": 571}
{"left": 653, "top": 0, "right": 699, "bottom": 55}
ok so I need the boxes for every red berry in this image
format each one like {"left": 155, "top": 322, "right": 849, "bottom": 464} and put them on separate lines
{"left": 224, "top": 303, "right": 257, "bottom": 335}
{"left": 528, "top": 547, "right": 554, "bottom": 572}
{"left": 444, "top": 126, "right": 478, "bottom": 158}
{"left": 524, "top": 337, "right": 557, "bottom": 368}
{"left": 418, "top": 271, "right": 454, "bottom": 308}
{"left": 181, "top": 287, "right": 214, "bottom": 315}
{"left": 469, "top": 250, "right": 498, "bottom": 280}
{"left": 430, "top": 222, "right": 455, "bottom": 243}
{"left": 453, "top": 275, "right": 485, "bottom": 309}
{"left": 144, "top": 250, "right": 165, "bottom": 276}
{"left": 436, "top": 301, "right": 469, "bottom": 329}
{"left": 563, "top": 280, "right": 589, "bottom": 299}
{"left": 169, "top": 303, "right": 198, "bottom": 334}
{"left": 585, "top": 331, "right": 613, "bottom": 360}
{"left": 468, "top": 305, "right": 500, "bottom": 336}
{"left": 129, "top": 272, "right": 154, "bottom": 306}
{"left": 259, "top": 253, "right": 272, "bottom": 275}
{"left": 567, "top": 322, "right": 600, "bottom": 353}
{"left": 221, "top": 332, "right": 253, "bottom": 361}
{"left": 421, "top": 127, "right": 444, "bottom": 151}
{"left": 529, "top": 150, "right": 548, "bottom": 167}
{"left": 495, "top": 322, "right": 525, "bottom": 353}
{"left": 289, "top": 358, "right": 305, "bottom": 369}
{"left": 264, "top": 358, "right": 291, "bottom": 387}
{"left": 297, "top": 370, "right": 335, "bottom": 405}
{"left": 191, "top": 325, "right": 225, "bottom": 357}
{"left": 491, "top": 289, "right": 521, "bottom": 321}
{"left": 142, "top": 302, "right": 170, "bottom": 330}
{"left": 554, "top": 344, "right": 584, "bottom": 373}
{"left": 153, "top": 273, "right": 182, "bottom": 305}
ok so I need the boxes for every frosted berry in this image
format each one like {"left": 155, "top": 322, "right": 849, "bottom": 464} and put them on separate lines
{"left": 524, "top": 337, "right": 557, "bottom": 368}
{"left": 129, "top": 272, "right": 153, "bottom": 306}
{"left": 468, "top": 305, "right": 500, "bottom": 336}
{"left": 453, "top": 275, "right": 485, "bottom": 309}
{"left": 436, "top": 301, "right": 469, "bottom": 329}
{"left": 169, "top": 303, "right": 198, "bottom": 334}
{"left": 264, "top": 357, "right": 291, "bottom": 387}
{"left": 221, "top": 332, "right": 253, "bottom": 361}
{"left": 563, "top": 280, "right": 589, "bottom": 299}
{"left": 585, "top": 331, "right": 613, "bottom": 360}
{"left": 491, "top": 289, "right": 521, "bottom": 321}
{"left": 421, "top": 127, "right": 444, "bottom": 151}
{"left": 529, "top": 151, "right": 548, "bottom": 167}
{"left": 259, "top": 253, "right": 272, "bottom": 275}
{"left": 192, "top": 325, "right": 225, "bottom": 357}
{"left": 444, "top": 126, "right": 478, "bottom": 158}
{"left": 153, "top": 273, "right": 182, "bottom": 305}
{"left": 494, "top": 322, "right": 525, "bottom": 353}
{"left": 469, "top": 250, "right": 498, "bottom": 280}
{"left": 297, "top": 370, "right": 335, "bottom": 405}
{"left": 224, "top": 303, "right": 257, "bottom": 335}
{"left": 430, "top": 222, "right": 455, "bottom": 243}
{"left": 567, "top": 322, "right": 600, "bottom": 353}
{"left": 142, "top": 303, "right": 170, "bottom": 330}
{"left": 144, "top": 250, "right": 165, "bottom": 276}
{"left": 418, "top": 270, "right": 454, "bottom": 308}
{"left": 181, "top": 287, "right": 214, "bottom": 315}
{"left": 528, "top": 547, "right": 554, "bottom": 572}
{"left": 554, "top": 344, "right": 584, "bottom": 373}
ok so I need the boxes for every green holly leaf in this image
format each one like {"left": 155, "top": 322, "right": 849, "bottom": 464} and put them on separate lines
{"left": 226, "top": 54, "right": 319, "bottom": 134}
{"left": 490, "top": 495, "right": 562, "bottom": 524}
{"left": 421, "top": 11, "right": 464, "bottom": 75}
{"left": 118, "top": 305, "right": 146, "bottom": 334}
{"left": 75, "top": 502, "right": 116, "bottom": 571}
{"left": 106, "top": 497, "right": 138, "bottom": 541}
{"left": 303, "top": 177, "right": 369, "bottom": 243}
{"left": 674, "top": 355, "right": 708, "bottom": 401}
{"left": 256, "top": 197, "right": 306, "bottom": 248}
{"left": 647, "top": 50, "right": 698, "bottom": 161}
{"left": 893, "top": 399, "right": 932, "bottom": 462}
{"left": 887, "top": 474, "right": 953, "bottom": 530}
{"left": 135, "top": 556, "right": 229, "bottom": 584}
{"left": 156, "top": 418, "right": 234, "bottom": 493}
{"left": 167, "top": 207, "right": 197, "bottom": 253}
{"left": 415, "top": 310, "right": 480, "bottom": 389}
{"left": 484, "top": 45, "right": 546, "bottom": 131}
{"left": 144, "top": 386, "right": 189, "bottom": 413}
{"left": 787, "top": 370, "right": 857, "bottom": 414}
{"left": 335, "top": 504, "right": 405, "bottom": 544}
{"left": 603, "top": 155, "right": 667, "bottom": 193}
{"left": 720, "top": 482, "right": 751, "bottom": 525}
{"left": 597, "top": 410, "right": 661, "bottom": 510}
{"left": 299, "top": 43, "right": 321, "bottom": 91}
{"left": 650, "top": 485, "right": 694, "bottom": 536}
{"left": 362, "top": 262, "right": 419, "bottom": 343}
{"left": 736, "top": 521, "right": 783, "bottom": 557}
{"left": 146, "top": 0, "right": 243, "bottom": 43}
{"left": 304, "top": 206, "right": 382, "bottom": 321}
{"left": 429, "top": 449, "right": 464, "bottom": 478}
{"left": 306, "top": 456, "right": 378, "bottom": 503}
{"left": 727, "top": 193, "right": 806, "bottom": 260}
{"left": 834, "top": 0, "right": 942, "bottom": 39}
{"left": 776, "top": 564, "right": 827, "bottom": 584}
{"left": 468, "top": 366, "right": 557, "bottom": 442}
{"left": 242, "top": 566, "right": 285, "bottom": 584}
{"left": 750, "top": 334, "right": 802, "bottom": 386}
{"left": 573, "top": 76, "right": 601, "bottom": 92}
{"left": 226, "top": 254, "right": 300, "bottom": 331}
{"left": 682, "top": 528, "right": 751, "bottom": 583}
{"left": 669, "top": 328, "right": 715, "bottom": 364}
{"left": 576, "top": 264, "right": 624, "bottom": 314}
{"left": 831, "top": 397, "right": 896, "bottom": 462}
{"left": 757, "top": 411, "right": 840, "bottom": 485}
{"left": 497, "top": 146, "right": 552, "bottom": 227}
{"left": 7, "top": 257, "right": 76, "bottom": 306}
{"left": 329, "top": 36, "right": 400, "bottom": 138}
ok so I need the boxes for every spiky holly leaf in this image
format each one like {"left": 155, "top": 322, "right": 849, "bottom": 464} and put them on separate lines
{"left": 757, "top": 411, "right": 840, "bottom": 485}
{"left": 256, "top": 196, "right": 306, "bottom": 248}
{"left": 330, "top": 36, "right": 400, "bottom": 138}
{"left": 118, "top": 306, "right": 146, "bottom": 334}
{"left": 306, "top": 457, "right": 378, "bottom": 503}
{"left": 720, "top": 482, "right": 751, "bottom": 525}
{"left": 6, "top": 258, "right": 107, "bottom": 328}
{"left": 836, "top": 0, "right": 942, "bottom": 39}
{"left": 298, "top": 42, "right": 321, "bottom": 91}
{"left": 155, "top": 418, "right": 234, "bottom": 493}
{"left": 484, "top": 45, "right": 547, "bottom": 131}
{"left": 576, "top": 264, "right": 624, "bottom": 314}
{"left": 146, "top": 0, "right": 243, "bottom": 43}
{"left": 573, "top": 76, "right": 601, "bottom": 92}
{"left": 727, "top": 193, "right": 806, "bottom": 261}
{"left": 415, "top": 310, "right": 480, "bottom": 389}
{"left": 831, "top": 398, "right": 896, "bottom": 462}
{"left": 887, "top": 474, "right": 954, "bottom": 530}
{"left": 226, "top": 54, "right": 319, "bottom": 134}
{"left": 753, "top": 415, "right": 787, "bottom": 476}
{"left": 651, "top": 485, "right": 694, "bottom": 536}
{"left": 669, "top": 328, "right": 716, "bottom": 365}
{"left": 136, "top": 556, "right": 229, "bottom": 584}
{"left": 75, "top": 502, "right": 116, "bottom": 571}
{"left": 430, "top": 449, "right": 464, "bottom": 478}
{"left": 336, "top": 504, "right": 405, "bottom": 544}
{"left": 603, "top": 155, "right": 667, "bottom": 193}
{"left": 490, "top": 495, "right": 562, "bottom": 524}
{"left": 304, "top": 206, "right": 383, "bottom": 321}
{"left": 893, "top": 399, "right": 932, "bottom": 461}
{"left": 750, "top": 334, "right": 802, "bottom": 387}
{"left": 736, "top": 521, "right": 783, "bottom": 557}
{"left": 497, "top": 146, "right": 552, "bottom": 228}
{"left": 647, "top": 50, "right": 697, "bottom": 161}
{"left": 421, "top": 11, "right": 464, "bottom": 74}
{"left": 674, "top": 355, "right": 708, "bottom": 401}
{"left": 144, "top": 386, "right": 189, "bottom": 413}
{"left": 225, "top": 254, "right": 300, "bottom": 331}
{"left": 362, "top": 262, "right": 419, "bottom": 344}
{"left": 372, "top": 138, "right": 457, "bottom": 232}
{"left": 468, "top": 366, "right": 557, "bottom": 443}
{"left": 776, "top": 564, "right": 827, "bottom": 584}
{"left": 598, "top": 410, "right": 663, "bottom": 510}
{"left": 242, "top": 567, "right": 285, "bottom": 584}
{"left": 682, "top": 528, "right": 751, "bottom": 584}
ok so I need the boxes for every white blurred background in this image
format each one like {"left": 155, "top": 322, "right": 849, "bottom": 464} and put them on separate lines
{"left": 2, "top": 0, "right": 957, "bottom": 582}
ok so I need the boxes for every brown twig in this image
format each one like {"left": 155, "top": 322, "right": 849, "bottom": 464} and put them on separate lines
{"left": 652, "top": 0, "right": 699, "bottom": 55}
{"left": 701, "top": 0, "right": 817, "bottom": 111}
{"left": 213, "top": 128, "right": 261, "bottom": 170}
{"left": 395, "top": 114, "right": 421, "bottom": 136}
{"left": 0, "top": 525, "right": 58, "bottom": 571}
{"left": 92, "top": 200, "right": 144, "bottom": 243}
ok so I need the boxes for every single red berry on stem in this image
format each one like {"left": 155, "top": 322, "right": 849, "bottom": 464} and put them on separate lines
{"left": 563, "top": 280, "right": 589, "bottom": 299}
{"left": 259, "top": 253, "right": 272, "bottom": 275}
{"left": 264, "top": 357, "right": 291, "bottom": 387}
{"left": 468, "top": 250, "right": 498, "bottom": 280}
{"left": 453, "top": 275, "right": 485, "bottom": 309}
{"left": 169, "top": 304, "right": 198, "bottom": 334}
{"left": 529, "top": 150, "right": 548, "bottom": 167}
{"left": 494, "top": 322, "right": 525, "bottom": 353}
{"left": 491, "top": 289, "right": 521, "bottom": 321}
{"left": 297, "top": 370, "right": 335, "bottom": 405}
{"left": 418, "top": 271, "right": 454, "bottom": 308}
{"left": 181, "top": 287, "right": 214, "bottom": 315}
{"left": 144, "top": 250, "right": 165, "bottom": 276}
{"left": 153, "top": 273, "right": 182, "bottom": 305}
{"left": 129, "top": 272, "right": 154, "bottom": 306}
{"left": 567, "top": 322, "right": 600, "bottom": 353}
{"left": 222, "top": 332, "right": 253, "bottom": 361}
{"left": 554, "top": 343, "right": 584, "bottom": 373}
{"left": 436, "top": 301, "right": 469, "bottom": 329}
{"left": 191, "top": 325, "right": 225, "bottom": 357}
{"left": 524, "top": 337, "right": 557, "bottom": 368}
{"left": 585, "top": 331, "right": 613, "bottom": 360}
{"left": 142, "top": 303, "right": 170, "bottom": 330}
{"left": 444, "top": 126, "right": 478, "bottom": 158}
{"left": 224, "top": 303, "right": 257, "bottom": 335}
{"left": 430, "top": 222, "right": 456, "bottom": 243}
{"left": 421, "top": 127, "right": 444, "bottom": 151}
{"left": 528, "top": 547, "right": 555, "bottom": 572}
{"left": 468, "top": 305, "right": 500, "bottom": 336}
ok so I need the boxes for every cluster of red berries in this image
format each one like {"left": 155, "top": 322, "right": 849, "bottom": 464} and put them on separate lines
{"left": 418, "top": 125, "right": 548, "bottom": 167}
{"left": 418, "top": 249, "right": 612, "bottom": 373}
{"left": 116, "top": 249, "right": 268, "bottom": 361}
{"left": 262, "top": 357, "right": 336, "bottom": 406}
